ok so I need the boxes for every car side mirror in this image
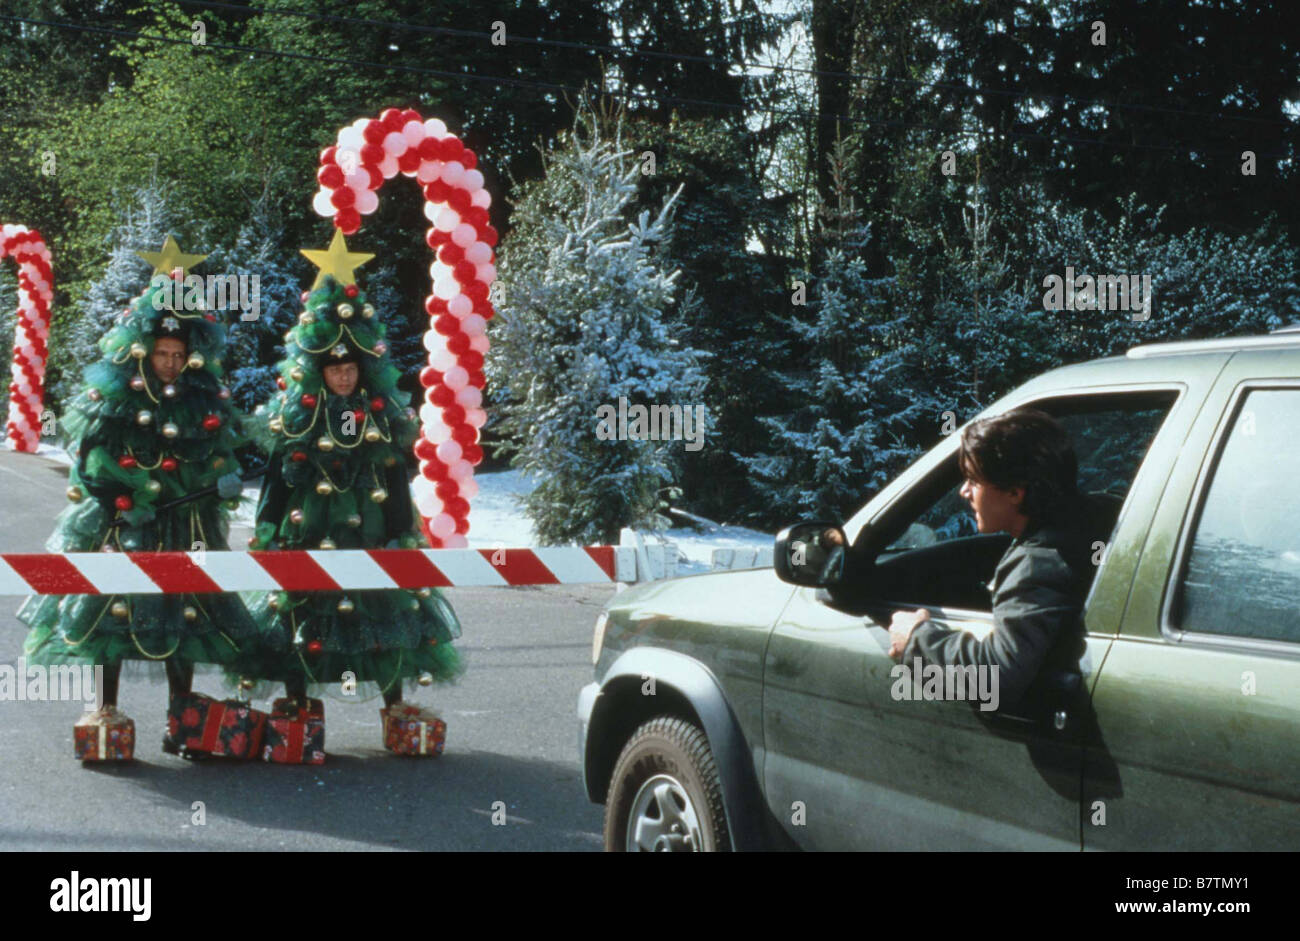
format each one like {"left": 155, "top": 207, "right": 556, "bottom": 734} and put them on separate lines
{"left": 774, "top": 520, "right": 847, "bottom": 587}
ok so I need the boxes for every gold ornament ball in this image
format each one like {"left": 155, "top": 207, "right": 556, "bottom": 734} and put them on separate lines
{"left": 319, "top": 538, "right": 337, "bottom": 550}
{"left": 187, "top": 353, "right": 205, "bottom": 370}
{"left": 416, "top": 587, "right": 432, "bottom": 599}
{"left": 336, "top": 303, "right": 354, "bottom": 319}
{"left": 346, "top": 514, "right": 362, "bottom": 528}
{"left": 370, "top": 487, "right": 388, "bottom": 504}
{"left": 290, "top": 367, "right": 305, "bottom": 383}
{"left": 268, "top": 417, "right": 284, "bottom": 434}
{"left": 146, "top": 480, "right": 162, "bottom": 494}
{"left": 409, "top": 599, "right": 420, "bottom": 611}
{"left": 268, "top": 594, "right": 280, "bottom": 610}
{"left": 317, "top": 436, "right": 334, "bottom": 453}
{"left": 417, "top": 672, "right": 433, "bottom": 687}
{"left": 289, "top": 509, "right": 304, "bottom": 525}
{"left": 299, "top": 311, "right": 315, "bottom": 326}
{"left": 162, "top": 383, "right": 177, "bottom": 399}
{"left": 315, "top": 480, "right": 334, "bottom": 495}
{"left": 361, "top": 303, "right": 375, "bottom": 319}
{"left": 183, "top": 605, "right": 198, "bottom": 622}
{"left": 136, "top": 410, "right": 153, "bottom": 426}
{"left": 129, "top": 375, "right": 146, "bottom": 391}
{"left": 240, "top": 678, "right": 255, "bottom": 691}
{"left": 336, "top": 597, "right": 354, "bottom": 614}
{"left": 364, "top": 427, "right": 381, "bottom": 442}
{"left": 110, "top": 601, "right": 129, "bottom": 619}
{"left": 161, "top": 422, "right": 179, "bottom": 439}
{"left": 66, "top": 486, "right": 84, "bottom": 503}
{"left": 130, "top": 342, "right": 147, "bottom": 359}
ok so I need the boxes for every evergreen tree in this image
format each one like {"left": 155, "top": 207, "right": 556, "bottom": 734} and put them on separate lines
{"left": 489, "top": 96, "right": 706, "bottom": 545}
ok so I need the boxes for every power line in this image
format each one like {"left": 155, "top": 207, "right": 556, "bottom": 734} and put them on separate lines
{"left": 0, "top": 13, "right": 1290, "bottom": 163}
{"left": 172, "top": 0, "right": 1298, "bottom": 131}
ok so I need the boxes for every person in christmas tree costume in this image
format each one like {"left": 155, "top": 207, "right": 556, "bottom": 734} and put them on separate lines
{"left": 235, "top": 237, "right": 461, "bottom": 752}
{"left": 17, "top": 239, "right": 256, "bottom": 758}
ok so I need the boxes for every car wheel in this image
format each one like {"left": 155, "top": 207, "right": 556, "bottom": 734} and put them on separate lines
{"left": 604, "top": 716, "right": 730, "bottom": 852}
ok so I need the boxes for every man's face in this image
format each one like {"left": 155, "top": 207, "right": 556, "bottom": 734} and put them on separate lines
{"left": 150, "top": 337, "right": 187, "bottom": 384}
{"left": 960, "top": 475, "right": 1027, "bottom": 536}
{"left": 322, "top": 361, "right": 359, "bottom": 396}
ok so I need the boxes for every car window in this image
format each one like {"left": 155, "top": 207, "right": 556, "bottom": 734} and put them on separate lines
{"left": 884, "top": 394, "right": 1176, "bottom": 553}
{"left": 1174, "top": 388, "right": 1300, "bottom": 644}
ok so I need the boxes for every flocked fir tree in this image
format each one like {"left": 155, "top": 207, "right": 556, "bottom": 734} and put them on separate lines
{"left": 233, "top": 259, "right": 460, "bottom": 699}
{"left": 18, "top": 257, "right": 257, "bottom": 671}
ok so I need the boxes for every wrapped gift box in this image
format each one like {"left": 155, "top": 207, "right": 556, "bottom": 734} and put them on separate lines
{"left": 168, "top": 692, "right": 266, "bottom": 759}
{"left": 263, "top": 697, "right": 325, "bottom": 765}
{"left": 74, "top": 708, "right": 135, "bottom": 761}
{"left": 381, "top": 703, "right": 446, "bottom": 756}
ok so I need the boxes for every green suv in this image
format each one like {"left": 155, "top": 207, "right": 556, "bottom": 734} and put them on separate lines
{"left": 578, "top": 331, "right": 1300, "bottom": 851}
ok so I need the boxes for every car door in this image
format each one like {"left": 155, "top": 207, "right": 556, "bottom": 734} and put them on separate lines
{"left": 761, "top": 385, "right": 1190, "bottom": 850}
{"left": 1085, "top": 363, "right": 1300, "bottom": 849}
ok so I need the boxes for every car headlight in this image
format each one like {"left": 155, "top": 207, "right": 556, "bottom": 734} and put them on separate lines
{"left": 592, "top": 612, "right": 609, "bottom": 666}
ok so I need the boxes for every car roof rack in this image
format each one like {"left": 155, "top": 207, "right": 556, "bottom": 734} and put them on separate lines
{"left": 1127, "top": 331, "right": 1300, "bottom": 358}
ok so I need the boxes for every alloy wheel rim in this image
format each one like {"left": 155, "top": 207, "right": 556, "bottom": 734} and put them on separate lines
{"left": 626, "top": 773, "right": 703, "bottom": 852}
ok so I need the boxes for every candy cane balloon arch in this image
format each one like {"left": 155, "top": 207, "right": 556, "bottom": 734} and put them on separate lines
{"left": 1, "top": 226, "right": 54, "bottom": 454}
{"left": 311, "top": 107, "right": 496, "bottom": 549}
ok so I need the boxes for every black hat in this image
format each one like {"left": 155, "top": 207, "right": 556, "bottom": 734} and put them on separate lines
{"left": 321, "top": 341, "right": 362, "bottom": 367}
{"left": 153, "top": 313, "right": 192, "bottom": 347}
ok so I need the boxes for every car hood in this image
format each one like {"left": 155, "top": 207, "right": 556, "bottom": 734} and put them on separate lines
{"left": 605, "top": 566, "right": 798, "bottom": 635}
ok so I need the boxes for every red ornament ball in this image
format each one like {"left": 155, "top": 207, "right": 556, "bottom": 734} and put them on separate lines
{"left": 114, "top": 495, "right": 133, "bottom": 511}
{"left": 202, "top": 414, "right": 221, "bottom": 431}
{"left": 369, "top": 397, "right": 385, "bottom": 413}
{"left": 161, "top": 457, "right": 178, "bottom": 472}
{"left": 344, "top": 284, "right": 359, "bottom": 299}
{"left": 300, "top": 291, "right": 310, "bottom": 303}
{"left": 306, "top": 640, "right": 323, "bottom": 654}
{"left": 300, "top": 393, "right": 317, "bottom": 409}
{"left": 118, "top": 455, "right": 137, "bottom": 469}
{"left": 291, "top": 451, "right": 308, "bottom": 462}
{"left": 276, "top": 377, "right": 287, "bottom": 390}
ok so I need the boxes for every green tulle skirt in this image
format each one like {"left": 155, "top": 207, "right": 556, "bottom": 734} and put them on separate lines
{"left": 226, "top": 587, "right": 463, "bottom": 696}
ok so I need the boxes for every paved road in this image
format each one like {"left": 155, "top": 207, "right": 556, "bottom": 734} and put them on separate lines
{"left": 0, "top": 448, "right": 614, "bottom": 851}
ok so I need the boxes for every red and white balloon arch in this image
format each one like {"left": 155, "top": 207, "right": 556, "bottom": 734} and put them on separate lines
{"left": 311, "top": 107, "right": 496, "bottom": 549}
{"left": 2, "top": 226, "right": 53, "bottom": 454}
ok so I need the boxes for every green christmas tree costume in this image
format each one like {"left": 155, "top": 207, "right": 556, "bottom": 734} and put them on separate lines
{"left": 18, "top": 276, "right": 259, "bottom": 673}
{"left": 233, "top": 275, "right": 461, "bottom": 697}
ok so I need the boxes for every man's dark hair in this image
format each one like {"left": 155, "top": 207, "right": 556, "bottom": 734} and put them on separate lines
{"left": 958, "top": 408, "right": 1080, "bottom": 527}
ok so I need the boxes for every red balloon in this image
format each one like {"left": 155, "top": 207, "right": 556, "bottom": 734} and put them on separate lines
{"left": 454, "top": 517, "right": 470, "bottom": 534}
{"left": 446, "top": 497, "right": 470, "bottom": 519}
{"left": 380, "top": 107, "right": 404, "bottom": 131}
{"left": 467, "top": 206, "right": 490, "bottom": 227}
{"left": 397, "top": 149, "right": 421, "bottom": 174}
{"left": 439, "top": 137, "right": 464, "bottom": 161}
{"left": 118, "top": 455, "right": 137, "bottom": 469}
{"left": 429, "top": 386, "right": 455, "bottom": 407}
{"left": 360, "top": 143, "right": 385, "bottom": 167}
{"left": 435, "top": 480, "right": 459, "bottom": 501}
{"left": 464, "top": 281, "right": 489, "bottom": 302}
{"left": 463, "top": 443, "right": 484, "bottom": 464}
{"left": 442, "top": 404, "right": 466, "bottom": 425}
{"left": 418, "top": 137, "right": 440, "bottom": 160}
{"left": 424, "top": 180, "right": 450, "bottom": 203}
{"left": 336, "top": 208, "right": 361, "bottom": 234}
{"left": 420, "top": 461, "right": 441, "bottom": 480}
{"left": 468, "top": 370, "right": 486, "bottom": 389}
{"left": 424, "top": 294, "right": 448, "bottom": 317}
{"left": 366, "top": 167, "right": 383, "bottom": 189}
{"left": 318, "top": 164, "right": 345, "bottom": 189}
{"left": 161, "top": 457, "right": 178, "bottom": 472}
{"left": 425, "top": 228, "right": 450, "bottom": 249}
{"left": 448, "top": 189, "right": 472, "bottom": 214}
{"left": 460, "top": 351, "right": 484, "bottom": 371}
{"left": 330, "top": 186, "right": 356, "bottom": 209}
{"left": 115, "top": 495, "right": 133, "bottom": 511}
{"left": 362, "top": 120, "right": 387, "bottom": 145}
{"left": 414, "top": 438, "right": 438, "bottom": 461}
{"left": 400, "top": 108, "right": 422, "bottom": 125}
{"left": 320, "top": 146, "right": 337, "bottom": 165}
{"left": 447, "top": 334, "right": 470, "bottom": 355}
{"left": 436, "top": 242, "right": 464, "bottom": 265}
{"left": 434, "top": 315, "right": 458, "bottom": 336}
{"left": 419, "top": 366, "right": 442, "bottom": 387}
{"left": 460, "top": 148, "right": 477, "bottom": 170}
{"left": 451, "top": 427, "right": 477, "bottom": 450}
{"left": 453, "top": 261, "right": 477, "bottom": 284}
{"left": 483, "top": 225, "right": 499, "bottom": 247}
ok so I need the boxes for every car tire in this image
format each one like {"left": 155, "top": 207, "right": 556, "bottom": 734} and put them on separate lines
{"left": 604, "top": 716, "right": 730, "bottom": 852}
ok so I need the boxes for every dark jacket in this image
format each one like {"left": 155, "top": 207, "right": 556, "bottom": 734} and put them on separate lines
{"left": 902, "top": 517, "right": 1095, "bottom": 711}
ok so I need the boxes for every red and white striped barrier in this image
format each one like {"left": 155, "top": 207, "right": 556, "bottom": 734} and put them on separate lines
{"left": 0, "top": 547, "right": 636, "bottom": 595}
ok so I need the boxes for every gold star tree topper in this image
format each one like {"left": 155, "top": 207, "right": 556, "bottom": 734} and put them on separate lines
{"left": 137, "top": 235, "right": 209, "bottom": 278}
{"left": 300, "top": 230, "right": 375, "bottom": 290}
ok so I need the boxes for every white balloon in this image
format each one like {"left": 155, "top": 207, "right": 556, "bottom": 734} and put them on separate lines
{"left": 434, "top": 208, "right": 461, "bottom": 232}
{"left": 428, "top": 261, "right": 454, "bottom": 283}
{"left": 383, "top": 131, "right": 408, "bottom": 156}
{"left": 423, "top": 118, "right": 448, "bottom": 139}
{"left": 352, "top": 117, "right": 371, "bottom": 131}
{"left": 419, "top": 403, "right": 439, "bottom": 427}
{"left": 402, "top": 120, "right": 426, "bottom": 146}
{"left": 433, "top": 276, "right": 459, "bottom": 300}
{"left": 426, "top": 420, "right": 452, "bottom": 444}
{"left": 454, "top": 385, "right": 482, "bottom": 408}
{"left": 442, "top": 533, "right": 469, "bottom": 548}
{"left": 465, "top": 241, "right": 492, "bottom": 264}
{"left": 444, "top": 366, "right": 469, "bottom": 390}
{"left": 435, "top": 440, "right": 463, "bottom": 464}
{"left": 313, "top": 189, "right": 336, "bottom": 216}
{"left": 416, "top": 160, "right": 444, "bottom": 183}
{"left": 461, "top": 314, "right": 486, "bottom": 337}
{"left": 423, "top": 201, "right": 441, "bottom": 224}
{"left": 451, "top": 224, "right": 477, "bottom": 247}
{"left": 470, "top": 187, "right": 492, "bottom": 209}
{"left": 429, "top": 348, "right": 456, "bottom": 372}
{"left": 344, "top": 167, "right": 369, "bottom": 188}
{"left": 448, "top": 294, "right": 472, "bottom": 318}
{"left": 456, "top": 478, "right": 478, "bottom": 499}
{"left": 440, "top": 161, "right": 465, "bottom": 186}
{"left": 466, "top": 407, "right": 487, "bottom": 429}
{"left": 335, "top": 147, "right": 361, "bottom": 174}
{"left": 423, "top": 331, "right": 442, "bottom": 353}
{"left": 430, "top": 514, "right": 456, "bottom": 538}
{"left": 356, "top": 188, "right": 379, "bottom": 215}
{"left": 469, "top": 335, "right": 490, "bottom": 354}
{"left": 464, "top": 170, "right": 485, "bottom": 190}
{"left": 476, "top": 263, "right": 496, "bottom": 283}
{"left": 415, "top": 490, "right": 439, "bottom": 517}
{"left": 449, "top": 459, "right": 473, "bottom": 480}
{"left": 380, "top": 154, "right": 399, "bottom": 178}
{"left": 338, "top": 126, "right": 364, "bottom": 151}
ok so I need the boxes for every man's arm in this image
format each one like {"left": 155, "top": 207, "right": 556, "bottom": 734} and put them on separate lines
{"left": 900, "top": 548, "right": 1081, "bottom": 710}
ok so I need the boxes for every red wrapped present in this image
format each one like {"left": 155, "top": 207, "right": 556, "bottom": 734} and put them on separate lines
{"left": 381, "top": 702, "right": 446, "bottom": 756}
{"left": 74, "top": 707, "right": 135, "bottom": 761}
{"left": 168, "top": 692, "right": 266, "bottom": 759}
{"left": 263, "top": 697, "right": 325, "bottom": 765}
